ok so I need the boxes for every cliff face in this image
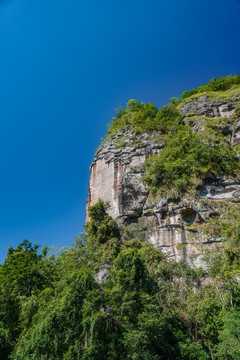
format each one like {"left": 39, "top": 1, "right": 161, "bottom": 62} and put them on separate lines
{"left": 87, "top": 89, "right": 240, "bottom": 268}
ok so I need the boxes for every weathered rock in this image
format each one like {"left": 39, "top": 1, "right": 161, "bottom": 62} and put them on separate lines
{"left": 179, "top": 94, "right": 238, "bottom": 119}
{"left": 95, "top": 265, "right": 108, "bottom": 284}
{"left": 178, "top": 91, "right": 240, "bottom": 144}
{"left": 87, "top": 131, "right": 162, "bottom": 221}
{"left": 86, "top": 91, "right": 240, "bottom": 268}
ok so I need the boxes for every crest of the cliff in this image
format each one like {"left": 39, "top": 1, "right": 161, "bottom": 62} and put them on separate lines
{"left": 86, "top": 75, "right": 240, "bottom": 268}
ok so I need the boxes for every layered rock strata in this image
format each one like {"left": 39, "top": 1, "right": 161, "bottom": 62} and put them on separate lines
{"left": 86, "top": 91, "right": 240, "bottom": 268}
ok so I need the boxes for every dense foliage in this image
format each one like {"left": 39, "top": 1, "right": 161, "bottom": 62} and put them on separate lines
{"left": 105, "top": 98, "right": 182, "bottom": 140}
{"left": 0, "top": 200, "right": 240, "bottom": 359}
{"left": 104, "top": 74, "right": 240, "bottom": 141}
{"left": 0, "top": 241, "right": 56, "bottom": 358}
{"left": 180, "top": 74, "right": 240, "bottom": 101}
{"left": 145, "top": 126, "right": 240, "bottom": 195}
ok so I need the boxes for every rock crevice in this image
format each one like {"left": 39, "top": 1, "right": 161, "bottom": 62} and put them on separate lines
{"left": 86, "top": 93, "right": 240, "bottom": 268}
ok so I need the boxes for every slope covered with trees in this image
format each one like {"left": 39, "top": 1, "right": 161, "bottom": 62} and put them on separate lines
{"left": 0, "top": 199, "right": 239, "bottom": 359}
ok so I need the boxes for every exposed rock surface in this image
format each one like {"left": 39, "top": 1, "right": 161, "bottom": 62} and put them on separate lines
{"left": 179, "top": 94, "right": 239, "bottom": 119}
{"left": 86, "top": 91, "right": 240, "bottom": 268}
{"left": 87, "top": 131, "right": 162, "bottom": 221}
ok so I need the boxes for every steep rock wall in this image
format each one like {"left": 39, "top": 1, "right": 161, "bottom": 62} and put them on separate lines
{"left": 87, "top": 131, "right": 162, "bottom": 221}
{"left": 87, "top": 91, "right": 240, "bottom": 268}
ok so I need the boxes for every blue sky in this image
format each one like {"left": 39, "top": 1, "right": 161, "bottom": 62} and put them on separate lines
{"left": 0, "top": 0, "right": 239, "bottom": 262}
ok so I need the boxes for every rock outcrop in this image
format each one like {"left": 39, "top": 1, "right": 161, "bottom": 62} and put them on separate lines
{"left": 86, "top": 89, "right": 240, "bottom": 268}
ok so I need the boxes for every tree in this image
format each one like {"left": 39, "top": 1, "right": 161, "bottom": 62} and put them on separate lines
{"left": 0, "top": 240, "right": 55, "bottom": 359}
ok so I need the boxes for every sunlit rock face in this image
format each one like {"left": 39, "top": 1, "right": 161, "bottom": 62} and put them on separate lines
{"left": 179, "top": 94, "right": 238, "bottom": 118}
{"left": 86, "top": 131, "right": 162, "bottom": 221}
{"left": 86, "top": 94, "right": 240, "bottom": 268}
{"left": 179, "top": 93, "right": 240, "bottom": 144}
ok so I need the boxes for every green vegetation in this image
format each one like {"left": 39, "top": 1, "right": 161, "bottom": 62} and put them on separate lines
{"left": 1, "top": 199, "right": 240, "bottom": 359}
{"left": 102, "top": 75, "right": 240, "bottom": 197}
{"left": 180, "top": 74, "right": 240, "bottom": 101}
{"left": 0, "top": 240, "right": 56, "bottom": 359}
{"left": 104, "top": 97, "right": 182, "bottom": 141}
{"left": 1, "top": 75, "right": 240, "bottom": 359}
{"left": 145, "top": 126, "right": 240, "bottom": 196}
{"left": 103, "top": 74, "right": 240, "bottom": 144}
{"left": 180, "top": 85, "right": 240, "bottom": 106}
{"left": 176, "top": 243, "right": 187, "bottom": 250}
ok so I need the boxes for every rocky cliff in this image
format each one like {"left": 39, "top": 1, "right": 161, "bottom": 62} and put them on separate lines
{"left": 87, "top": 85, "right": 240, "bottom": 268}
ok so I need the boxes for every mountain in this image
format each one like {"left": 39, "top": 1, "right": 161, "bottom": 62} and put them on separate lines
{"left": 2, "top": 75, "right": 240, "bottom": 360}
{"left": 87, "top": 76, "right": 240, "bottom": 268}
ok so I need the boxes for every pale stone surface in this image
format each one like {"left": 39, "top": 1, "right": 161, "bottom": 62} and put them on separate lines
{"left": 86, "top": 94, "right": 240, "bottom": 268}
{"left": 178, "top": 94, "right": 239, "bottom": 119}
{"left": 86, "top": 132, "right": 162, "bottom": 221}
{"left": 95, "top": 265, "right": 108, "bottom": 283}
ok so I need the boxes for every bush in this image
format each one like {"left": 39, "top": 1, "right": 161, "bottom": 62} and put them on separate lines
{"left": 180, "top": 74, "right": 240, "bottom": 101}
{"left": 105, "top": 99, "right": 182, "bottom": 139}
{"left": 145, "top": 126, "right": 240, "bottom": 195}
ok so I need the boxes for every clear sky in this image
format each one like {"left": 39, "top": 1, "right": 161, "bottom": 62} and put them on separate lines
{"left": 0, "top": 0, "right": 239, "bottom": 262}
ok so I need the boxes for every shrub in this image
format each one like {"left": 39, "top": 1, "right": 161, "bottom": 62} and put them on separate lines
{"left": 180, "top": 74, "right": 240, "bottom": 101}
{"left": 145, "top": 126, "right": 240, "bottom": 195}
